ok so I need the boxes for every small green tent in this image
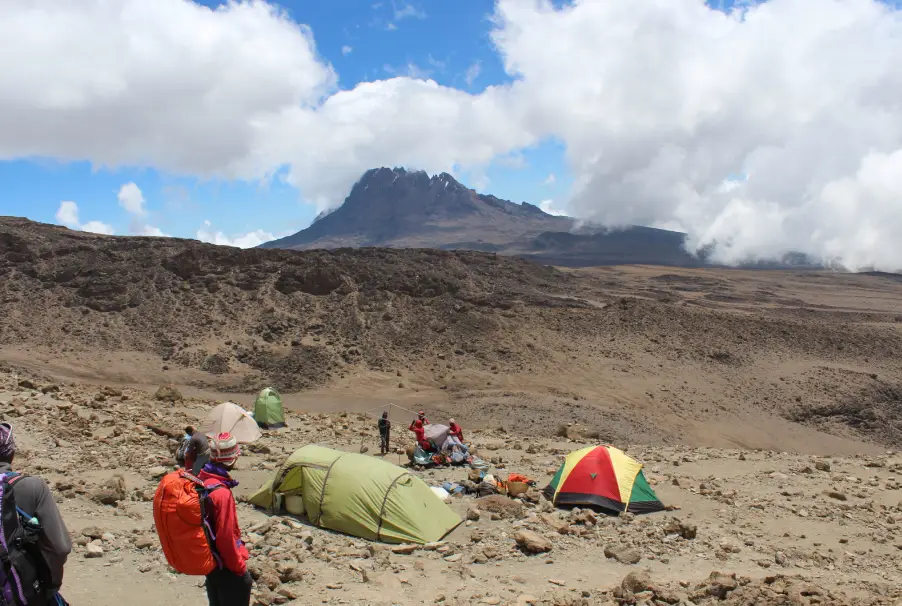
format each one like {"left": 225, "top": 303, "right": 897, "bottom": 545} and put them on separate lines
{"left": 248, "top": 445, "right": 461, "bottom": 544}
{"left": 254, "top": 387, "right": 285, "bottom": 429}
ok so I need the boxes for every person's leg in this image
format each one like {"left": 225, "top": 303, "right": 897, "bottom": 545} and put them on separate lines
{"left": 218, "top": 569, "right": 253, "bottom": 606}
{"left": 205, "top": 572, "right": 222, "bottom": 606}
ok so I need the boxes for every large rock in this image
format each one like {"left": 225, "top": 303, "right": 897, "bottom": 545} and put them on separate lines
{"left": 477, "top": 495, "right": 524, "bottom": 519}
{"left": 513, "top": 530, "right": 552, "bottom": 554}
{"left": 621, "top": 571, "right": 653, "bottom": 594}
{"left": 604, "top": 544, "right": 641, "bottom": 565}
{"left": 708, "top": 572, "right": 739, "bottom": 599}
{"left": 91, "top": 475, "right": 127, "bottom": 506}
{"left": 154, "top": 385, "right": 182, "bottom": 402}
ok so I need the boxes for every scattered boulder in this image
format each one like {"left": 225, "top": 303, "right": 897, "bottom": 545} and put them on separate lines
{"left": 466, "top": 507, "right": 481, "bottom": 522}
{"left": 707, "top": 571, "right": 739, "bottom": 599}
{"left": 91, "top": 475, "right": 127, "bottom": 506}
{"left": 604, "top": 545, "right": 641, "bottom": 565}
{"left": 477, "top": 495, "right": 524, "bottom": 519}
{"left": 154, "top": 385, "right": 182, "bottom": 402}
{"left": 513, "top": 530, "right": 552, "bottom": 554}
{"left": 621, "top": 571, "right": 653, "bottom": 594}
{"left": 663, "top": 519, "right": 697, "bottom": 540}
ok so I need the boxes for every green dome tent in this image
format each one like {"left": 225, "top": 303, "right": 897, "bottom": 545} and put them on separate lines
{"left": 254, "top": 387, "right": 285, "bottom": 429}
{"left": 248, "top": 445, "right": 461, "bottom": 544}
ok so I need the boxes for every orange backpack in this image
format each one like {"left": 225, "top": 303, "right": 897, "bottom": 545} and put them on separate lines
{"left": 152, "top": 470, "right": 223, "bottom": 576}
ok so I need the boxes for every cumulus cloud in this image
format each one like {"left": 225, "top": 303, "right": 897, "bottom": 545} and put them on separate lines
{"left": 6, "top": 0, "right": 902, "bottom": 270}
{"left": 538, "top": 199, "right": 568, "bottom": 217}
{"left": 138, "top": 224, "right": 169, "bottom": 237}
{"left": 196, "top": 220, "right": 275, "bottom": 248}
{"left": 54, "top": 201, "right": 114, "bottom": 235}
{"left": 117, "top": 182, "right": 145, "bottom": 216}
{"left": 489, "top": 0, "right": 902, "bottom": 269}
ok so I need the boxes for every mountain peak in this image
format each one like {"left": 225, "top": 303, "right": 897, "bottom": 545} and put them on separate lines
{"left": 261, "top": 166, "right": 573, "bottom": 251}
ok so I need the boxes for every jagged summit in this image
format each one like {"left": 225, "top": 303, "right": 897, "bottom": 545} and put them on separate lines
{"left": 261, "top": 167, "right": 572, "bottom": 251}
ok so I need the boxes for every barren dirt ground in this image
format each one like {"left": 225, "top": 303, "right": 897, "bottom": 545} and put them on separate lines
{"left": 2, "top": 220, "right": 902, "bottom": 604}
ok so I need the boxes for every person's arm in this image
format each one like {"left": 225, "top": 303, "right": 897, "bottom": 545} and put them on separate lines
{"left": 209, "top": 490, "right": 247, "bottom": 575}
{"left": 408, "top": 421, "right": 416, "bottom": 432}
{"left": 26, "top": 479, "right": 71, "bottom": 590}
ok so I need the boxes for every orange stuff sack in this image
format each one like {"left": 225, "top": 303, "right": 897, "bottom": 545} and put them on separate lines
{"left": 152, "top": 470, "right": 223, "bottom": 575}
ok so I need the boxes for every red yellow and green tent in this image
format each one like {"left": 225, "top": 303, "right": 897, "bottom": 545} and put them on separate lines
{"left": 543, "top": 445, "right": 665, "bottom": 515}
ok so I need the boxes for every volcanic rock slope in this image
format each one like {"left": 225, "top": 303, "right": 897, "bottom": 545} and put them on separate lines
{"left": 2, "top": 216, "right": 902, "bottom": 449}
{"left": 260, "top": 167, "right": 705, "bottom": 267}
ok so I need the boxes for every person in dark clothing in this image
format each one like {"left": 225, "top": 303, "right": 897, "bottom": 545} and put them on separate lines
{"left": 377, "top": 412, "right": 391, "bottom": 455}
{"left": 0, "top": 423, "right": 72, "bottom": 605}
{"left": 201, "top": 433, "right": 252, "bottom": 606}
{"left": 184, "top": 426, "right": 211, "bottom": 476}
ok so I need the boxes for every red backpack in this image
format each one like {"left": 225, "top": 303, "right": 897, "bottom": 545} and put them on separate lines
{"left": 152, "top": 470, "right": 223, "bottom": 575}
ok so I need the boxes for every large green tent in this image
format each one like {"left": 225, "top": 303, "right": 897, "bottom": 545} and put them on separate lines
{"left": 254, "top": 387, "right": 285, "bottom": 429}
{"left": 248, "top": 445, "right": 461, "bottom": 544}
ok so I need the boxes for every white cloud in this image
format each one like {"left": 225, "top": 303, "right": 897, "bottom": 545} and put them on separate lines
{"left": 341, "top": 45, "right": 353, "bottom": 56}
{"left": 55, "top": 201, "right": 80, "bottom": 228}
{"left": 138, "top": 224, "right": 169, "bottom": 237}
{"left": 7, "top": 0, "right": 902, "bottom": 270}
{"left": 81, "top": 220, "right": 116, "bottom": 235}
{"left": 54, "top": 201, "right": 114, "bottom": 234}
{"left": 196, "top": 220, "right": 274, "bottom": 248}
{"left": 539, "top": 199, "right": 568, "bottom": 217}
{"left": 392, "top": 1, "right": 425, "bottom": 21}
{"left": 117, "top": 182, "right": 145, "bottom": 216}
{"left": 464, "top": 61, "right": 481, "bottom": 87}
{"left": 543, "top": 173, "right": 556, "bottom": 186}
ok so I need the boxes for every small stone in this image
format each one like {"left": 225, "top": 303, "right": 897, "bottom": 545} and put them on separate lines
{"left": 85, "top": 543, "right": 104, "bottom": 558}
{"left": 815, "top": 460, "right": 832, "bottom": 472}
{"left": 467, "top": 508, "right": 481, "bottom": 522}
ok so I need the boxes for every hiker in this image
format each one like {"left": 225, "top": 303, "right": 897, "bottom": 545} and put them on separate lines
{"left": 184, "top": 426, "right": 211, "bottom": 476}
{"left": 0, "top": 423, "right": 73, "bottom": 606}
{"left": 408, "top": 419, "right": 432, "bottom": 452}
{"left": 377, "top": 412, "right": 391, "bottom": 455}
{"left": 417, "top": 410, "right": 429, "bottom": 425}
{"left": 448, "top": 419, "right": 464, "bottom": 443}
{"left": 200, "top": 433, "right": 252, "bottom": 606}
{"left": 447, "top": 418, "right": 469, "bottom": 455}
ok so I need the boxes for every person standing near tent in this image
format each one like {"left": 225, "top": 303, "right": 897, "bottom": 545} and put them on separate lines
{"left": 408, "top": 419, "right": 431, "bottom": 452}
{"left": 200, "top": 433, "right": 252, "bottom": 606}
{"left": 377, "top": 412, "right": 391, "bottom": 455}
{"left": 417, "top": 410, "right": 429, "bottom": 425}
{"left": 184, "top": 426, "right": 210, "bottom": 476}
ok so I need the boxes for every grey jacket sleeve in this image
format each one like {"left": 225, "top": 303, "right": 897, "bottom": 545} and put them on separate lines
{"left": 19, "top": 477, "right": 72, "bottom": 590}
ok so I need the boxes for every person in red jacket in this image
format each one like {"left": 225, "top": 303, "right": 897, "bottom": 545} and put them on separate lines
{"left": 408, "top": 419, "right": 432, "bottom": 451}
{"left": 417, "top": 410, "right": 430, "bottom": 425}
{"left": 448, "top": 419, "right": 464, "bottom": 443}
{"left": 199, "top": 433, "right": 252, "bottom": 606}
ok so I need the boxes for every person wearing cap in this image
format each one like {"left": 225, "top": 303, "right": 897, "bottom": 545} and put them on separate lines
{"left": 198, "top": 433, "right": 252, "bottom": 606}
{"left": 417, "top": 411, "right": 430, "bottom": 425}
{"left": 0, "top": 423, "right": 72, "bottom": 605}
{"left": 377, "top": 412, "right": 391, "bottom": 455}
